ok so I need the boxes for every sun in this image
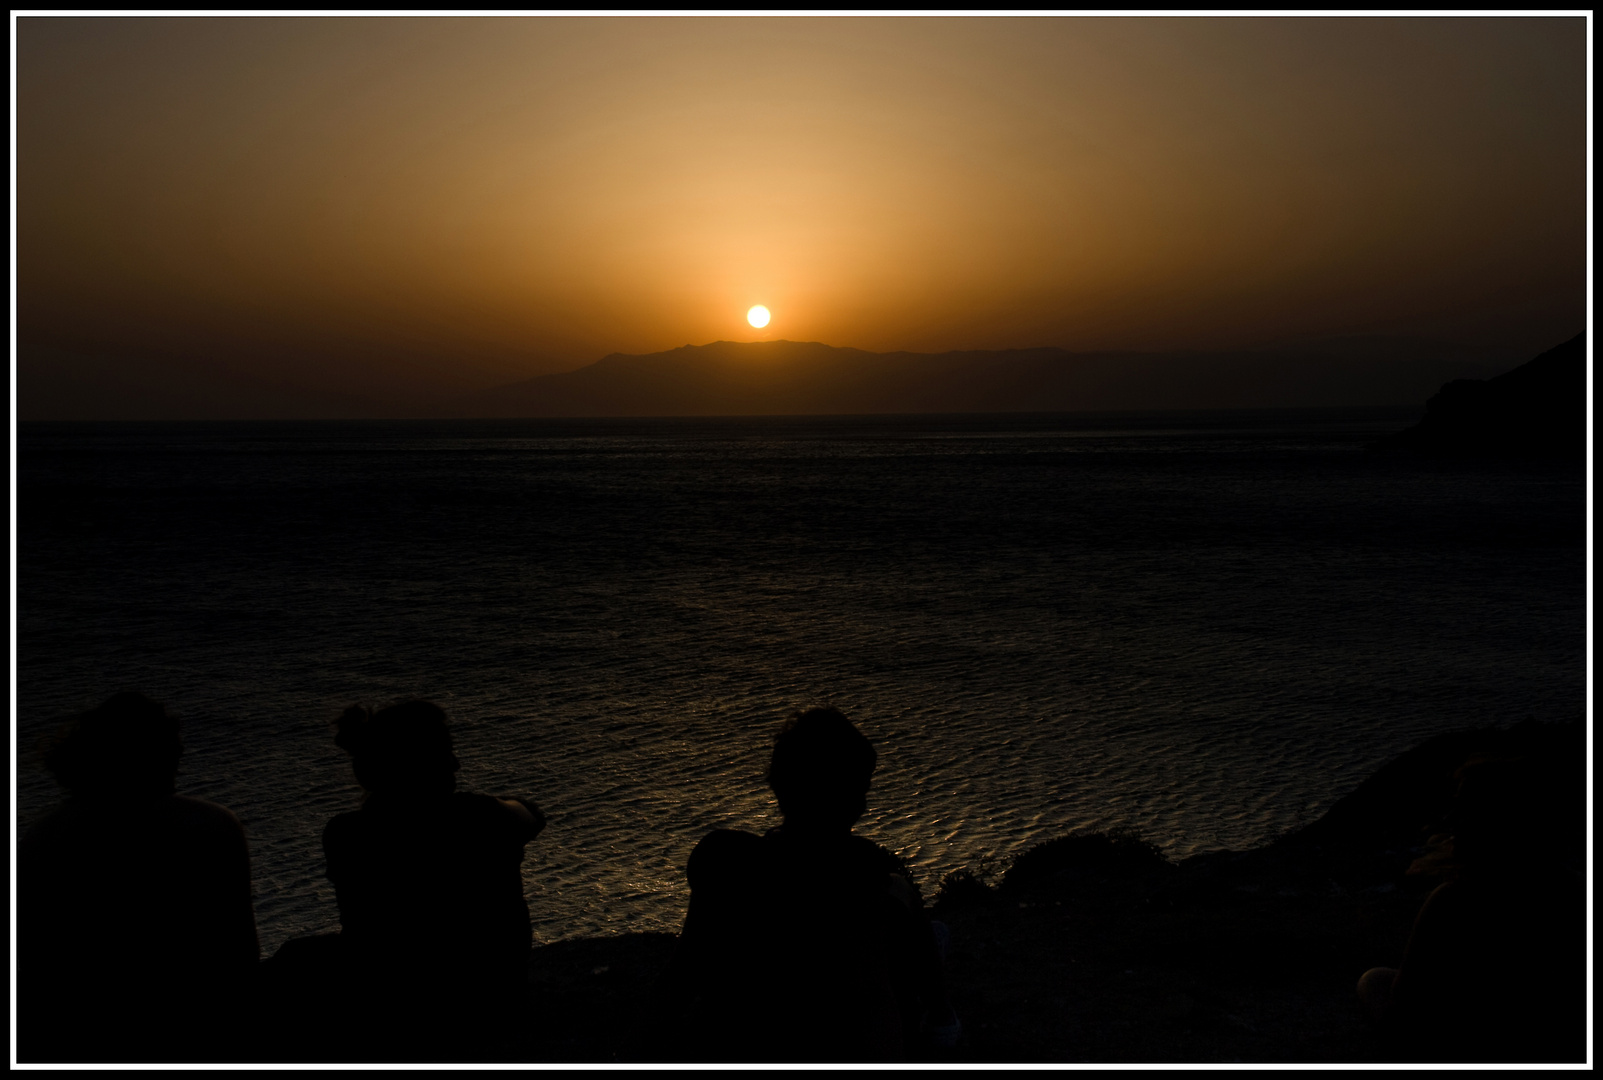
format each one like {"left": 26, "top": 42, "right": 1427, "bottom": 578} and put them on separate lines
{"left": 747, "top": 305, "right": 770, "bottom": 329}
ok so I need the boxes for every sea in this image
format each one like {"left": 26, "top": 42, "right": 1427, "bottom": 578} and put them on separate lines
{"left": 14, "top": 410, "right": 1587, "bottom": 958}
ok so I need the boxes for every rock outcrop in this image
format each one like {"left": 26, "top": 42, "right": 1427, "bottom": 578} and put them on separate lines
{"left": 1372, "top": 334, "right": 1585, "bottom": 459}
{"left": 232, "top": 719, "right": 1585, "bottom": 1064}
{"left": 498, "top": 720, "right": 1583, "bottom": 1065}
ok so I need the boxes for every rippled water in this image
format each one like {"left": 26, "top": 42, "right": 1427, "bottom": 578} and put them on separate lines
{"left": 16, "top": 412, "right": 1585, "bottom": 957}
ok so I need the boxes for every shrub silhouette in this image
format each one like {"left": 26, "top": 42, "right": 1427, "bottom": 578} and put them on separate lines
{"left": 1001, "top": 831, "right": 1172, "bottom": 896}
{"left": 934, "top": 857, "right": 1002, "bottom": 910}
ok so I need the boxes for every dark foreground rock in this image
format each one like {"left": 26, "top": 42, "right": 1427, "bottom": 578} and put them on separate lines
{"left": 1371, "top": 333, "right": 1585, "bottom": 459}
{"left": 243, "top": 719, "right": 1584, "bottom": 1065}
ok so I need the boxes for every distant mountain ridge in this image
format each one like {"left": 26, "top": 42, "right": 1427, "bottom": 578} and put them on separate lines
{"left": 450, "top": 339, "right": 1509, "bottom": 418}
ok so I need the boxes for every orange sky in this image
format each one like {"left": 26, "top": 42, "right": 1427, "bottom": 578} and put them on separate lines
{"left": 16, "top": 16, "right": 1589, "bottom": 415}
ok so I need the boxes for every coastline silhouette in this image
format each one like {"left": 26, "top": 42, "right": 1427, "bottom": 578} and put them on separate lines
{"left": 17, "top": 693, "right": 260, "bottom": 1063}
{"left": 1370, "top": 332, "right": 1585, "bottom": 458}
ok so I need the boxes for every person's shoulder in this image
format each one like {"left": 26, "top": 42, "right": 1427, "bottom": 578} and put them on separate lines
{"left": 696, "top": 827, "right": 763, "bottom": 852}
{"left": 451, "top": 792, "right": 503, "bottom": 814}
{"left": 447, "top": 792, "right": 547, "bottom": 844}
{"left": 452, "top": 791, "right": 522, "bottom": 825}
{"left": 693, "top": 828, "right": 764, "bottom": 861}
{"left": 323, "top": 807, "right": 369, "bottom": 847}
{"left": 19, "top": 801, "right": 91, "bottom": 856}
{"left": 1414, "top": 878, "right": 1469, "bottom": 924}
{"left": 848, "top": 834, "right": 912, "bottom": 875}
{"left": 688, "top": 828, "right": 764, "bottom": 891}
{"left": 163, "top": 795, "right": 250, "bottom": 847}
{"left": 168, "top": 794, "right": 243, "bottom": 826}
{"left": 848, "top": 835, "right": 924, "bottom": 905}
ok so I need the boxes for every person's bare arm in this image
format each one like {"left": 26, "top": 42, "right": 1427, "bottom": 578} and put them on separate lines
{"left": 499, "top": 797, "right": 546, "bottom": 841}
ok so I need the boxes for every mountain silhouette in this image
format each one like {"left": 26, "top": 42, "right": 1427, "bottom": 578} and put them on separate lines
{"left": 450, "top": 339, "right": 1508, "bottom": 418}
{"left": 1370, "top": 333, "right": 1585, "bottom": 458}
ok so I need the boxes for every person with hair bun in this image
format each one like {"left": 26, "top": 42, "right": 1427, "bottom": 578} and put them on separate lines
{"left": 319, "top": 701, "right": 545, "bottom": 1040}
{"left": 18, "top": 692, "right": 260, "bottom": 1063}
{"left": 261, "top": 700, "right": 545, "bottom": 1060}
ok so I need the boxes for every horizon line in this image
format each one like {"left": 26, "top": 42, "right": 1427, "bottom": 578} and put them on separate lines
{"left": 17, "top": 404, "right": 1430, "bottom": 426}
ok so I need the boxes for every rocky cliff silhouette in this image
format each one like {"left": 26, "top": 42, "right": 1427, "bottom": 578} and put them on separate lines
{"left": 1371, "top": 333, "right": 1585, "bottom": 459}
{"left": 451, "top": 339, "right": 1506, "bottom": 418}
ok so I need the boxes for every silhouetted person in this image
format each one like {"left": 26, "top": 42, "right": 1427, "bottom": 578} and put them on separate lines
{"left": 266, "top": 700, "right": 544, "bottom": 1060}
{"left": 666, "top": 707, "right": 958, "bottom": 1062}
{"left": 1357, "top": 756, "right": 1586, "bottom": 1062}
{"left": 17, "top": 692, "right": 260, "bottom": 1063}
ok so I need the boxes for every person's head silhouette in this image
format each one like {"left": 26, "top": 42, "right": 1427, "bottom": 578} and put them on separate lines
{"left": 335, "top": 700, "right": 461, "bottom": 798}
{"left": 43, "top": 691, "right": 181, "bottom": 800}
{"left": 767, "top": 707, "right": 877, "bottom": 834}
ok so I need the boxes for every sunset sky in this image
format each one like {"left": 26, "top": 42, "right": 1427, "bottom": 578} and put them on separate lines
{"left": 15, "top": 15, "right": 1589, "bottom": 417}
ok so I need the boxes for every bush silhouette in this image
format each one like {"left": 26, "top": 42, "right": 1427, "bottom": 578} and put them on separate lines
{"left": 1001, "top": 831, "right": 1172, "bottom": 896}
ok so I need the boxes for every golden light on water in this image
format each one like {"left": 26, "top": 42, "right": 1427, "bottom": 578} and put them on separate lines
{"left": 747, "top": 306, "right": 771, "bottom": 329}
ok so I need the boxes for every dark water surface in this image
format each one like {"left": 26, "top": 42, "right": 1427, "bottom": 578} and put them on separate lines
{"left": 16, "top": 411, "right": 1586, "bottom": 955}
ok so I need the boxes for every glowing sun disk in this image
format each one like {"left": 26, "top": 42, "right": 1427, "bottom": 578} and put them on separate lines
{"left": 747, "top": 305, "right": 770, "bottom": 329}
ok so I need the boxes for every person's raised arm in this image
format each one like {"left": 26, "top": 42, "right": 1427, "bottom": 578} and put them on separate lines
{"left": 499, "top": 797, "right": 546, "bottom": 841}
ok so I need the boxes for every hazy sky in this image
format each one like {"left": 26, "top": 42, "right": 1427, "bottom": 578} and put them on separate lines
{"left": 16, "top": 15, "right": 1589, "bottom": 413}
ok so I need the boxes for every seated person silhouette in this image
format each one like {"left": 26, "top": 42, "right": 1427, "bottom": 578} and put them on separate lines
{"left": 267, "top": 699, "right": 545, "bottom": 1059}
{"left": 668, "top": 707, "right": 958, "bottom": 1062}
{"left": 1356, "top": 755, "right": 1585, "bottom": 1062}
{"left": 17, "top": 692, "right": 260, "bottom": 1063}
